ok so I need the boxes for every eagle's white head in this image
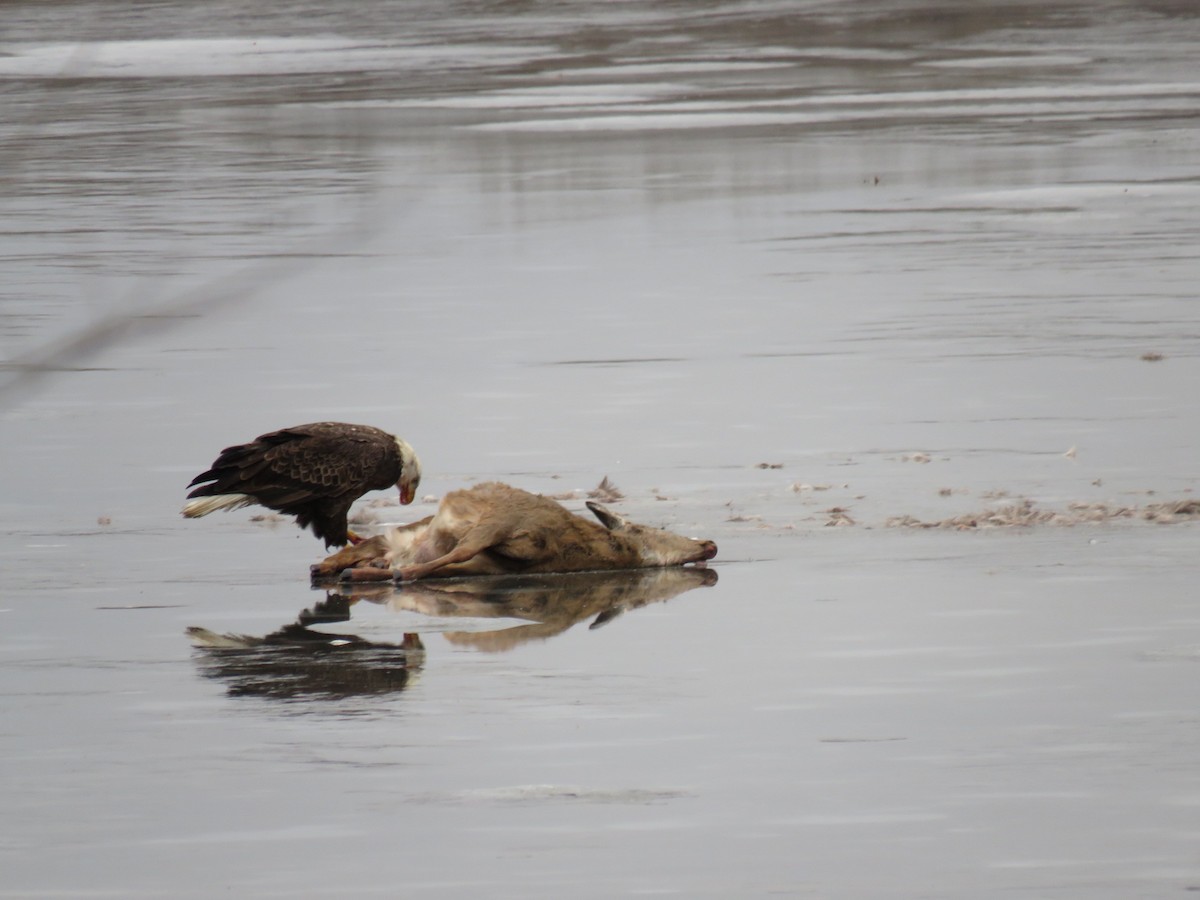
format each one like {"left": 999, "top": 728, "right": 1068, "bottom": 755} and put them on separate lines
{"left": 394, "top": 437, "right": 422, "bottom": 504}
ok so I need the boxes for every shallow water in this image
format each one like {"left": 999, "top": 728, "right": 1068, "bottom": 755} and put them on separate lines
{"left": 3, "top": 1, "right": 1200, "bottom": 897}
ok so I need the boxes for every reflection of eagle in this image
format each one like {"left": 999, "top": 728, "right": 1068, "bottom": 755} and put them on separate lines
{"left": 182, "top": 422, "right": 421, "bottom": 547}
{"left": 187, "top": 594, "right": 425, "bottom": 700}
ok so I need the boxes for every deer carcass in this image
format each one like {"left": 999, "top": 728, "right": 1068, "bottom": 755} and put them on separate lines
{"left": 311, "top": 481, "right": 717, "bottom": 581}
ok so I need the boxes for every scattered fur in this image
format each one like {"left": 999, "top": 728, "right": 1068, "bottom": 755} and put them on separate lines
{"left": 587, "top": 476, "right": 624, "bottom": 502}
{"left": 825, "top": 507, "right": 856, "bottom": 527}
{"left": 886, "top": 498, "right": 1200, "bottom": 530}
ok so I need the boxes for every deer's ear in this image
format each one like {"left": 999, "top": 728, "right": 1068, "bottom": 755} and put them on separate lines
{"left": 587, "top": 501, "right": 628, "bottom": 531}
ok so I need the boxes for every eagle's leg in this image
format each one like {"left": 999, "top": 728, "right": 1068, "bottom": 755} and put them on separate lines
{"left": 347, "top": 529, "right": 364, "bottom": 545}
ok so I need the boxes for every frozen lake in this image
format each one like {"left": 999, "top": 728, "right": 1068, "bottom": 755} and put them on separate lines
{"left": 3, "top": 1, "right": 1200, "bottom": 896}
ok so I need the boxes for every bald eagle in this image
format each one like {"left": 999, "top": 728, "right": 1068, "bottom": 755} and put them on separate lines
{"left": 182, "top": 422, "right": 422, "bottom": 548}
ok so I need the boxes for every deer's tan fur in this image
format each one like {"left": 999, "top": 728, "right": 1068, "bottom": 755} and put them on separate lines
{"left": 311, "top": 482, "right": 716, "bottom": 581}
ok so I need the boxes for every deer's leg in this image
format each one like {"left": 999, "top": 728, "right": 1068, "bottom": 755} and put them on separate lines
{"left": 396, "top": 524, "right": 505, "bottom": 580}
{"left": 310, "top": 535, "right": 390, "bottom": 578}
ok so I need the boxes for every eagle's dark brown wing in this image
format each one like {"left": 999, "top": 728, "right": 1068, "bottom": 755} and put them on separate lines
{"left": 187, "top": 422, "right": 403, "bottom": 547}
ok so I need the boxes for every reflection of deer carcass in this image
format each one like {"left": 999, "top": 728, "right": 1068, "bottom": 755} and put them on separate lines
{"left": 391, "top": 567, "right": 718, "bottom": 652}
{"left": 312, "top": 482, "right": 717, "bottom": 581}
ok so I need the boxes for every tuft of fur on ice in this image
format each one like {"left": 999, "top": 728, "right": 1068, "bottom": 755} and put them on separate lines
{"left": 182, "top": 493, "right": 253, "bottom": 518}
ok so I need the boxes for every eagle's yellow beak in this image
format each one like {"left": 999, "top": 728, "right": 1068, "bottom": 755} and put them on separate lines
{"left": 399, "top": 483, "right": 416, "bottom": 505}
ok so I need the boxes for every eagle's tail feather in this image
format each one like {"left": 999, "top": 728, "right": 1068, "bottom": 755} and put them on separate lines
{"left": 185, "top": 626, "right": 258, "bottom": 649}
{"left": 182, "top": 494, "right": 255, "bottom": 518}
